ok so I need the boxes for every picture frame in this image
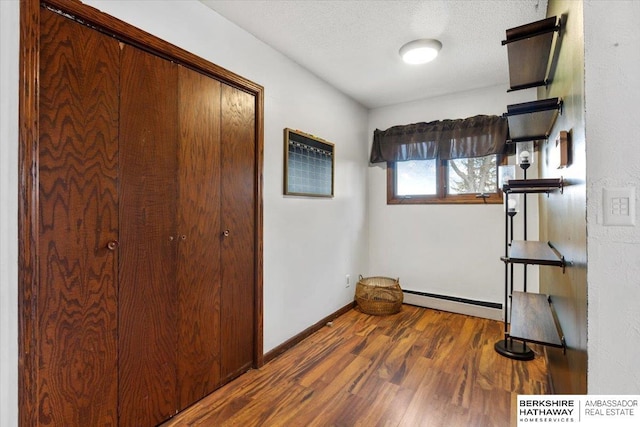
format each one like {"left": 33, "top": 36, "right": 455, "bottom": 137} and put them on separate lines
{"left": 283, "top": 128, "right": 335, "bottom": 197}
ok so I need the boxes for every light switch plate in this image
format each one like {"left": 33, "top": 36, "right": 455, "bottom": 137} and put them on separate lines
{"left": 603, "top": 187, "right": 636, "bottom": 226}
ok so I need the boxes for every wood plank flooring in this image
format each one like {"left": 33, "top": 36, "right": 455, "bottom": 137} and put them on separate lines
{"left": 162, "top": 305, "right": 549, "bottom": 427}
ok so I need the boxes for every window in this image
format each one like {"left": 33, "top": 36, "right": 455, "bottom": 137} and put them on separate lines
{"left": 387, "top": 154, "right": 502, "bottom": 204}
{"left": 371, "top": 114, "right": 508, "bottom": 204}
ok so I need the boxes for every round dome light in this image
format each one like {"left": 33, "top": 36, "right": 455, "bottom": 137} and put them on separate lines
{"left": 399, "top": 39, "right": 442, "bottom": 64}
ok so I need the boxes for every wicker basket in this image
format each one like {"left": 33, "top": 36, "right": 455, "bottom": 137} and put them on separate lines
{"left": 355, "top": 276, "right": 403, "bottom": 315}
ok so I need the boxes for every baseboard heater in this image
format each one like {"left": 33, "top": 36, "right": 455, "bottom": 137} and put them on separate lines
{"left": 403, "top": 289, "right": 502, "bottom": 310}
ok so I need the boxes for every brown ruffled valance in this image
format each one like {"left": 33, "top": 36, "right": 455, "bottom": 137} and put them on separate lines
{"left": 370, "top": 114, "right": 508, "bottom": 163}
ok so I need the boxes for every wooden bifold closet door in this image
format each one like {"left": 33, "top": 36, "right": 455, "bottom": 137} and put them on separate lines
{"left": 36, "top": 8, "right": 257, "bottom": 427}
{"left": 37, "top": 9, "right": 120, "bottom": 426}
{"left": 118, "top": 41, "right": 181, "bottom": 426}
{"left": 176, "top": 62, "right": 223, "bottom": 411}
{"left": 219, "top": 83, "right": 257, "bottom": 384}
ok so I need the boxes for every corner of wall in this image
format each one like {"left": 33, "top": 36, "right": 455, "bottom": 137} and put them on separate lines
{"left": 537, "top": 0, "right": 587, "bottom": 394}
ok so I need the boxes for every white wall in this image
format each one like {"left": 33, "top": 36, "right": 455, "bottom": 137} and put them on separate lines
{"left": 83, "top": 0, "right": 370, "bottom": 353}
{"left": 367, "top": 85, "right": 539, "bottom": 319}
{"left": 0, "top": 1, "right": 369, "bottom": 424}
{"left": 0, "top": 2, "right": 19, "bottom": 425}
{"left": 584, "top": 0, "right": 640, "bottom": 393}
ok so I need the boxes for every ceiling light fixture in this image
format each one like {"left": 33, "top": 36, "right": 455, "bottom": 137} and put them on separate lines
{"left": 399, "top": 39, "right": 442, "bottom": 64}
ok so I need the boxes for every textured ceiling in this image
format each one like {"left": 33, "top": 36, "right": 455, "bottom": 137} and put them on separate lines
{"left": 201, "top": 0, "right": 548, "bottom": 109}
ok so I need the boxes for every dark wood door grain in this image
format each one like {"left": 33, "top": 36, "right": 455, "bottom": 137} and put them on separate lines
{"left": 38, "top": 9, "right": 120, "bottom": 426}
{"left": 177, "top": 66, "right": 223, "bottom": 409}
{"left": 118, "top": 45, "right": 179, "bottom": 426}
{"left": 24, "top": 3, "right": 263, "bottom": 426}
{"left": 220, "top": 85, "right": 256, "bottom": 382}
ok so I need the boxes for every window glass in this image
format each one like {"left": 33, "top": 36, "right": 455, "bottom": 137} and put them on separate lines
{"left": 396, "top": 159, "right": 437, "bottom": 196}
{"left": 448, "top": 155, "right": 497, "bottom": 195}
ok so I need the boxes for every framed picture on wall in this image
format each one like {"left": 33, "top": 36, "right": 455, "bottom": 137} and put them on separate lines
{"left": 283, "top": 128, "right": 335, "bottom": 197}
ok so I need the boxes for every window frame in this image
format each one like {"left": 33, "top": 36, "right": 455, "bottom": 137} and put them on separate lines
{"left": 386, "top": 156, "right": 505, "bottom": 205}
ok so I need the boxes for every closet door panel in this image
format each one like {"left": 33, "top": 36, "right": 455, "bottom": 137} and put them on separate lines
{"left": 37, "top": 10, "right": 120, "bottom": 426}
{"left": 119, "top": 46, "right": 179, "bottom": 426}
{"left": 220, "top": 85, "right": 256, "bottom": 380}
{"left": 177, "top": 66, "right": 222, "bottom": 409}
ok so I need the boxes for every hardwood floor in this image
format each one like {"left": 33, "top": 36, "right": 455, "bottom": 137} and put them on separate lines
{"left": 162, "top": 305, "right": 549, "bottom": 427}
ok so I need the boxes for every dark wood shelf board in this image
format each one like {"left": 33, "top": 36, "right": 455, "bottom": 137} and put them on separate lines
{"left": 505, "top": 98, "right": 562, "bottom": 142}
{"left": 503, "top": 16, "right": 559, "bottom": 44}
{"left": 507, "top": 80, "right": 548, "bottom": 92}
{"left": 503, "top": 178, "right": 563, "bottom": 193}
{"left": 507, "top": 135, "right": 550, "bottom": 144}
{"left": 506, "top": 97, "right": 560, "bottom": 116}
{"left": 502, "top": 17, "right": 559, "bottom": 91}
{"left": 510, "top": 292, "right": 563, "bottom": 347}
{"left": 507, "top": 240, "right": 564, "bottom": 267}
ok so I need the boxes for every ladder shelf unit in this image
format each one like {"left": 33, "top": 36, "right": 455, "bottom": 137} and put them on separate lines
{"left": 495, "top": 15, "right": 567, "bottom": 361}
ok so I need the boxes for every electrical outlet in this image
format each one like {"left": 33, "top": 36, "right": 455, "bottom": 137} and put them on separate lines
{"left": 345, "top": 274, "right": 350, "bottom": 288}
